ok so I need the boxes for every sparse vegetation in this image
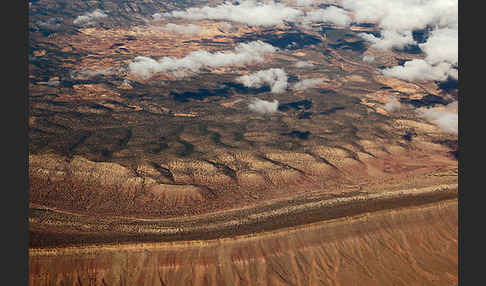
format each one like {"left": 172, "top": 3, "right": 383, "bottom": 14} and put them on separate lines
{"left": 28, "top": 0, "right": 458, "bottom": 284}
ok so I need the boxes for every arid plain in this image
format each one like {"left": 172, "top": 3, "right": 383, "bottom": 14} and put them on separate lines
{"left": 28, "top": 0, "right": 458, "bottom": 285}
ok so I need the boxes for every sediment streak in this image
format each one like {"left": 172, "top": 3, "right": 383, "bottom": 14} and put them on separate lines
{"left": 30, "top": 183, "right": 457, "bottom": 251}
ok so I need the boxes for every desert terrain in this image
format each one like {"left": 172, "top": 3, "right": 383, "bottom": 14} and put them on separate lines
{"left": 28, "top": 0, "right": 458, "bottom": 285}
{"left": 30, "top": 199, "right": 457, "bottom": 285}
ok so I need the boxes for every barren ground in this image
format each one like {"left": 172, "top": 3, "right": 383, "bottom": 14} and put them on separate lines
{"left": 30, "top": 199, "right": 458, "bottom": 286}
{"left": 28, "top": 0, "right": 458, "bottom": 285}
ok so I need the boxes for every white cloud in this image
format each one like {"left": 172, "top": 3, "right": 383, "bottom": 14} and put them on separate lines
{"left": 359, "top": 30, "right": 416, "bottom": 51}
{"left": 336, "top": 0, "right": 458, "bottom": 83}
{"left": 294, "top": 61, "right": 314, "bottom": 68}
{"left": 234, "top": 41, "right": 278, "bottom": 55}
{"left": 292, "top": 78, "right": 323, "bottom": 90}
{"left": 160, "top": 1, "right": 351, "bottom": 28}
{"left": 71, "top": 68, "right": 117, "bottom": 79}
{"left": 46, "top": 79, "right": 60, "bottom": 87}
{"left": 219, "top": 23, "right": 238, "bottom": 33}
{"left": 248, "top": 98, "right": 279, "bottom": 114}
{"left": 236, "top": 68, "right": 288, "bottom": 94}
{"left": 37, "top": 17, "right": 62, "bottom": 30}
{"left": 362, "top": 55, "right": 375, "bottom": 63}
{"left": 339, "top": 0, "right": 457, "bottom": 32}
{"left": 364, "top": 27, "right": 458, "bottom": 82}
{"left": 160, "top": 0, "right": 303, "bottom": 27}
{"left": 383, "top": 98, "right": 405, "bottom": 112}
{"left": 151, "top": 23, "right": 201, "bottom": 35}
{"left": 295, "top": 0, "right": 316, "bottom": 7}
{"left": 416, "top": 101, "right": 458, "bottom": 134}
{"left": 73, "top": 9, "right": 107, "bottom": 25}
{"left": 301, "top": 6, "right": 352, "bottom": 27}
{"left": 382, "top": 59, "right": 456, "bottom": 82}
{"left": 143, "top": 0, "right": 458, "bottom": 84}
{"left": 419, "top": 27, "right": 458, "bottom": 65}
{"left": 128, "top": 41, "right": 278, "bottom": 79}
{"left": 151, "top": 13, "right": 166, "bottom": 22}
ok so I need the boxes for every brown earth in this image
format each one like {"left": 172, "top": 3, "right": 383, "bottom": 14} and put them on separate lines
{"left": 28, "top": 133, "right": 457, "bottom": 220}
{"left": 28, "top": 0, "right": 458, "bottom": 284}
{"left": 28, "top": 183, "right": 457, "bottom": 247}
{"left": 30, "top": 199, "right": 458, "bottom": 286}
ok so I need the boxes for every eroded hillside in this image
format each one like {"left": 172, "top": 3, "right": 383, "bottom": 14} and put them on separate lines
{"left": 28, "top": 0, "right": 458, "bottom": 285}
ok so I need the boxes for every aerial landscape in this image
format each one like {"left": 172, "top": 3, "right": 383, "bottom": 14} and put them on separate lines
{"left": 28, "top": 0, "right": 458, "bottom": 285}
